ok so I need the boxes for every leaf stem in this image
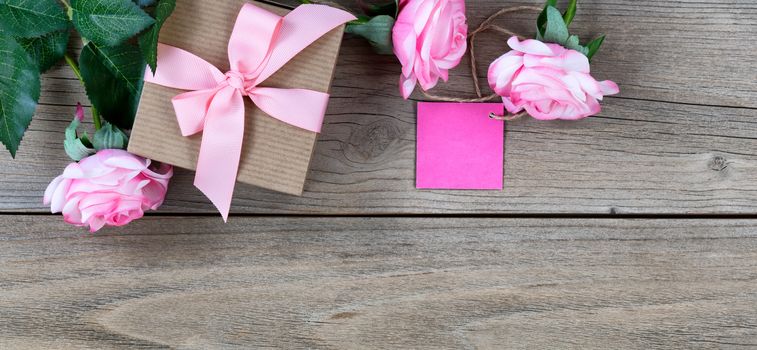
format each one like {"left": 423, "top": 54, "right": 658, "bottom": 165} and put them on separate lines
{"left": 64, "top": 54, "right": 82, "bottom": 81}
{"left": 91, "top": 107, "right": 102, "bottom": 131}
{"left": 59, "top": 0, "right": 73, "bottom": 19}
{"left": 64, "top": 53, "right": 102, "bottom": 131}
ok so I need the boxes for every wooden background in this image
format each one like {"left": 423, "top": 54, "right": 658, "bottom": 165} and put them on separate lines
{"left": 1, "top": 0, "right": 756, "bottom": 348}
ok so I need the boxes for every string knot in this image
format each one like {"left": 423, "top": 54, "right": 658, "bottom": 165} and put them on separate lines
{"left": 416, "top": 4, "right": 542, "bottom": 121}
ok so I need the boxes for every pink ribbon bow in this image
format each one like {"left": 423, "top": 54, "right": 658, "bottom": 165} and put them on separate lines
{"left": 144, "top": 4, "right": 355, "bottom": 220}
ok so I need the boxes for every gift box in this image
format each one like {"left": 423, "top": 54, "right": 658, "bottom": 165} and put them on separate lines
{"left": 128, "top": 0, "right": 353, "bottom": 217}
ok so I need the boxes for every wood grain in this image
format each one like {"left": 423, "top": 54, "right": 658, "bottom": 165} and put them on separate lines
{"left": 1, "top": 216, "right": 756, "bottom": 349}
{"left": 1, "top": 0, "right": 756, "bottom": 216}
{"left": 410, "top": 0, "right": 757, "bottom": 108}
{"left": 4, "top": 78, "right": 757, "bottom": 215}
{"left": 3, "top": 2, "right": 756, "bottom": 347}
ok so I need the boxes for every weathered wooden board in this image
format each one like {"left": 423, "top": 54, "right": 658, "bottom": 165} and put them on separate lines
{"left": 5, "top": 83, "right": 757, "bottom": 215}
{"left": 1, "top": 216, "right": 756, "bottom": 349}
{"left": 411, "top": 0, "right": 757, "bottom": 108}
{"left": 41, "top": 0, "right": 757, "bottom": 107}
{"left": 4, "top": 2, "right": 756, "bottom": 348}
{"left": 1, "top": 0, "right": 756, "bottom": 215}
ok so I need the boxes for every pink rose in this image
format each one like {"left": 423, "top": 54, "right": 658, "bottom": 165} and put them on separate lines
{"left": 44, "top": 149, "right": 173, "bottom": 232}
{"left": 393, "top": 0, "right": 468, "bottom": 99}
{"left": 488, "top": 36, "right": 619, "bottom": 120}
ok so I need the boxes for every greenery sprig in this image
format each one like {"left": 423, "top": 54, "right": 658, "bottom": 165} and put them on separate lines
{"left": 63, "top": 103, "right": 129, "bottom": 161}
{"left": 0, "top": 0, "right": 175, "bottom": 157}
{"left": 536, "top": 0, "right": 605, "bottom": 61}
{"left": 300, "top": 0, "right": 399, "bottom": 55}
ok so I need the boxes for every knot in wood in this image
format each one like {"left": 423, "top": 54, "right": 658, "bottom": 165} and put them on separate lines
{"left": 708, "top": 155, "right": 728, "bottom": 172}
{"left": 344, "top": 120, "right": 402, "bottom": 162}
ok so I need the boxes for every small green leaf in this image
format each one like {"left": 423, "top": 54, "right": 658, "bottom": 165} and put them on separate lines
{"left": 80, "top": 42, "right": 146, "bottom": 130}
{"left": 564, "top": 35, "right": 580, "bottom": 48}
{"left": 79, "top": 133, "right": 92, "bottom": 148}
{"left": 536, "top": 0, "right": 558, "bottom": 37}
{"left": 0, "top": 0, "right": 69, "bottom": 38}
{"left": 92, "top": 121, "right": 129, "bottom": 150}
{"left": 16, "top": 30, "right": 70, "bottom": 73}
{"left": 345, "top": 15, "right": 396, "bottom": 55}
{"left": 0, "top": 35, "right": 40, "bottom": 158}
{"left": 133, "top": 0, "right": 157, "bottom": 7}
{"left": 63, "top": 118, "right": 96, "bottom": 161}
{"left": 563, "top": 34, "right": 587, "bottom": 55}
{"left": 65, "top": 138, "right": 96, "bottom": 161}
{"left": 585, "top": 34, "right": 606, "bottom": 61}
{"left": 64, "top": 117, "right": 79, "bottom": 142}
{"left": 543, "top": 6, "right": 569, "bottom": 45}
{"left": 138, "top": 0, "right": 175, "bottom": 73}
{"left": 563, "top": 0, "right": 577, "bottom": 27}
{"left": 71, "top": 0, "right": 155, "bottom": 47}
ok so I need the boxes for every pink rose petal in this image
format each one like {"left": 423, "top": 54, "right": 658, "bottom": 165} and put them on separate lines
{"left": 392, "top": 0, "right": 467, "bottom": 98}
{"left": 43, "top": 150, "right": 173, "bottom": 233}
{"left": 487, "top": 36, "right": 619, "bottom": 120}
{"left": 507, "top": 36, "right": 554, "bottom": 56}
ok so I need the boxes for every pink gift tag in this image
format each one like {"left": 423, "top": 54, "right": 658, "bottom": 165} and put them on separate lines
{"left": 416, "top": 102, "right": 505, "bottom": 190}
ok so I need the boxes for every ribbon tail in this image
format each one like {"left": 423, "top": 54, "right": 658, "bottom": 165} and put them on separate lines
{"left": 172, "top": 88, "right": 223, "bottom": 136}
{"left": 248, "top": 87, "right": 330, "bottom": 133}
{"left": 194, "top": 87, "right": 246, "bottom": 221}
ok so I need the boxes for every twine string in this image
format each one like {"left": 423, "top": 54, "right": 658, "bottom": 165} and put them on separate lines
{"left": 308, "top": 1, "right": 543, "bottom": 120}
{"left": 418, "top": 5, "right": 543, "bottom": 121}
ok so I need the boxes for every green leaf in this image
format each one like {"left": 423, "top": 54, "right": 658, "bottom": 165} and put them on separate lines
{"left": 63, "top": 117, "right": 96, "bottom": 161}
{"left": 79, "top": 42, "right": 145, "bottom": 130}
{"left": 585, "top": 34, "right": 605, "bottom": 61}
{"left": 0, "top": 0, "right": 69, "bottom": 38}
{"left": 71, "top": 0, "right": 155, "bottom": 47}
{"left": 563, "top": 34, "right": 588, "bottom": 55}
{"left": 345, "top": 15, "right": 396, "bottom": 55}
{"left": 564, "top": 35, "right": 580, "bottom": 49}
{"left": 16, "top": 30, "right": 70, "bottom": 72}
{"left": 92, "top": 121, "right": 128, "bottom": 150}
{"left": 65, "top": 137, "right": 96, "bottom": 161}
{"left": 79, "top": 133, "right": 92, "bottom": 148}
{"left": 138, "top": 0, "right": 175, "bottom": 73}
{"left": 563, "top": 0, "right": 577, "bottom": 27}
{"left": 543, "top": 6, "right": 569, "bottom": 45}
{"left": 133, "top": 0, "right": 157, "bottom": 7}
{"left": 0, "top": 35, "right": 40, "bottom": 157}
{"left": 536, "top": 0, "right": 558, "bottom": 38}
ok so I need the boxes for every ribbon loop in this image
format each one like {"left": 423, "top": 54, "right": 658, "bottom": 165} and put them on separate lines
{"left": 143, "top": 4, "right": 355, "bottom": 220}
{"left": 228, "top": 4, "right": 282, "bottom": 76}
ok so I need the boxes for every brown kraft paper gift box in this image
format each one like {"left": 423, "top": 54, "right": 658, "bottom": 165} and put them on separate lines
{"left": 128, "top": 0, "right": 346, "bottom": 196}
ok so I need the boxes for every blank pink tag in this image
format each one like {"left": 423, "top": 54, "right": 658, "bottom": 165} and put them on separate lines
{"left": 416, "top": 102, "right": 505, "bottom": 190}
